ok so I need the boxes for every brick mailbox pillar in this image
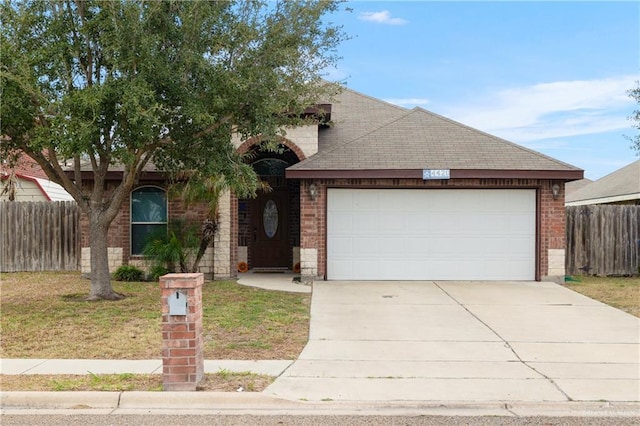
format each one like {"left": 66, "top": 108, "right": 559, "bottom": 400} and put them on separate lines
{"left": 160, "top": 273, "right": 204, "bottom": 391}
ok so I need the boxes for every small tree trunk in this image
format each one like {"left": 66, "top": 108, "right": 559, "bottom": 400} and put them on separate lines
{"left": 190, "top": 236, "right": 212, "bottom": 273}
{"left": 87, "top": 215, "right": 124, "bottom": 301}
{"left": 189, "top": 218, "right": 218, "bottom": 274}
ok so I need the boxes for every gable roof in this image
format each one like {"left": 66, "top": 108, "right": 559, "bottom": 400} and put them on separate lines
{"left": 565, "top": 160, "right": 640, "bottom": 206}
{"left": 565, "top": 178, "right": 593, "bottom": 198}
{"left": 0, "top": 173, "right": 75, "bottom": 201}
{"left": 318, "top": 87, "right": 408, "bottom": 150}
{"left": 289, "top": 88, "right": 582, "bottom": 180}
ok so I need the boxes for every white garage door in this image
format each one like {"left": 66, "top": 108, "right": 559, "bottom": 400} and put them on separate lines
{"left": 327, "top": 188, "right": 536, "bottom": 280}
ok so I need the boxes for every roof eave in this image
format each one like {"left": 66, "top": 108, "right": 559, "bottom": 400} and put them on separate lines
{"left": 286, "top": 169, "right": 584, "bottom": 180}
{"left": 63, "top": 170, "right": 167, "bottom": 182}
{"left": 565, "top": 192, "right": 640, "bottom": 206}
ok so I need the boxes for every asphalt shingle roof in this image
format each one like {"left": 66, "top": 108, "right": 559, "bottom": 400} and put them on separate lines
{"left": 566, "top": 160, "right": 639, "bottom": 204}
{"left": 291, "top": 87, "right": 581, "bottom": 173}
{"left": 318, "top": 87, "right": 408, "bottom": 150}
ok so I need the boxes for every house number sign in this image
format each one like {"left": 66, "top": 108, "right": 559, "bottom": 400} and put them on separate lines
{"left": 422, "top": 169, "right": 450, "bottom": 180}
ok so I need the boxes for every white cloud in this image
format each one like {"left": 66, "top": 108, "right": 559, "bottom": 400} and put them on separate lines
{"left": 442, "top": 75, "right": 637, "bottom": 142}
{"left": 359, "top": 10, "right": 407, "bottom": 25}
{"left": 384, "top": 98, "right": 430, "bottom": 107}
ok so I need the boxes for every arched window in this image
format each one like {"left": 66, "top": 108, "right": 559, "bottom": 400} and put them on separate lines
{"left": 130, "top": 186, "right": 167, "bottom": 255}
{"left": 252, "top": 158, "right": 289, "bottom": 176}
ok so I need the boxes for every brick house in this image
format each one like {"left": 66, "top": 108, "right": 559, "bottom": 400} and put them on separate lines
{"left": 77, "top": 86, "right": 583, "bottom": 281}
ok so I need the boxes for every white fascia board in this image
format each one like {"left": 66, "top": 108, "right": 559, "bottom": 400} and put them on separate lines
{"left": 565, "top": 192, "right": 640, "bottom": 206}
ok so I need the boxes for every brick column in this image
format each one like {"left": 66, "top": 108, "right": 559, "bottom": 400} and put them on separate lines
{"left": 160, "top": 273, "right": 204, "bottom": 391}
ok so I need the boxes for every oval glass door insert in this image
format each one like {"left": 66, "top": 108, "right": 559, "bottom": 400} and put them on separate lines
{"left": 263, "top": 200, "right": 278, "bottom": 238}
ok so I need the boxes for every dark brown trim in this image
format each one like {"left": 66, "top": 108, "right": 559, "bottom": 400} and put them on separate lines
{"left": 324, "top": 183, "right": 541, "bottom": 190}
{"left": 287, "top": 169, "right": 421, "bottom": 179}
{"left": 303, "top": 104, "right": 331, "bottom": 123}
{"left": 4, "top": 173, "right": 52, "bottom": 201}
{"left": 64, "top": 170, "right": 168, "bottom": 182}
{"left": 287, "top": 169, "right": 584, "bottom": 180}
{"left": 452, "top": 169, "right": 584, "bottom": 180}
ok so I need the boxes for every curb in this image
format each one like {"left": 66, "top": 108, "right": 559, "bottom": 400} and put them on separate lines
{"left": 2, "top": 391, "right": 640, "bottom": 417}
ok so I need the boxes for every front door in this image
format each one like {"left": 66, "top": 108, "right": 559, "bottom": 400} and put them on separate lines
{"left": 250, "top": 189, "right": 289, "bottom": 268}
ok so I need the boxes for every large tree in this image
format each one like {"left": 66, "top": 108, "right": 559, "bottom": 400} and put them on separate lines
{"left": 0, "top": 0, "right": 344, "bottom": 300}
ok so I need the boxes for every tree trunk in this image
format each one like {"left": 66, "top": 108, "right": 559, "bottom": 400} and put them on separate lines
{"left": 189, "top": 218, "right": 218, "bottom": 274}
{"left": 190, "top": 236, "right": 212, "bottom": 273}
{"left": 87, "top": 214, "right": 124, "bottom": 301}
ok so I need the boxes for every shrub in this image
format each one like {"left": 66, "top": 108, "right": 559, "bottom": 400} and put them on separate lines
{"left": 113, "top": 265, "right": 145, "bottom": 282}
{"left": 142, "top": 219, "right": 199, "bottom": 274}
{"left": 148, "top": 265, "right": 170, "bottom": 282}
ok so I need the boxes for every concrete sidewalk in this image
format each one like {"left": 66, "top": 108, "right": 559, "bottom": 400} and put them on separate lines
{"left": 2, "top": 279, "right": 639, "bottom": 417}
{"left": 0, "top": 359, "right": 292, "bottom": 377}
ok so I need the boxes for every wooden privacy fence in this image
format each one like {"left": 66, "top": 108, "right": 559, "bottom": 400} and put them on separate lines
{"left": 0, "top": 201, "right": 80, "bottom": 272}
{"left": 566, "top": 205, "right": 640, "bottom": 276}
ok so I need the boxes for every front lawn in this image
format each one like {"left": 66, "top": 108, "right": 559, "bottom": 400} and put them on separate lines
{"left": 0, "top": 272, "right": 310, "bottom": 360}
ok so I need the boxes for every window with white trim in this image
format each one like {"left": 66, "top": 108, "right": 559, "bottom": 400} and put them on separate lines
{"left": 130, "top": 186, "right": 167, "bottom": 255}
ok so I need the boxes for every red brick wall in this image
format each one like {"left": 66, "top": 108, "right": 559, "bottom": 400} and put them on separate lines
{"left": 80, "top": 182, "right": 210, "bottom": 264}
{"left": 299, "top": 178, "right": 566, "bottom": 280}
{"left": 539, "top": 180, "right": 566, "bottom": 276}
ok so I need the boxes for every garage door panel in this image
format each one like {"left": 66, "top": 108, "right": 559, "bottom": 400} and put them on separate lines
{"left": 353, "top": 212, "right": 378, "bottom": 233}
{"left": 352, "top": 237, "right": 379, "bottom": 256}
{"left": 330, "top": 260, "right": 354, "bottom": 279}
{"left": 508, "top": 214, "right": 535, "bottom": 233}
{"left": 378, "top": 213, "right": 405, "bottom": 233}
{"left": 353, "top": 191, "right": 380, "bottom": 209}
{"left": 329, "top": 212, "right": 354, "bottom": 234}
{"left": 328, "top": 237, "right": 353, "bottom": 257}
{"left": 327, "top": 189, "right": 536, "bottom": 281}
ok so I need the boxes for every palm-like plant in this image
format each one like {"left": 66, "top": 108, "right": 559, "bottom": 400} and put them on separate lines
{"left": 169, "top": 157, "right": 267, "bottom": 275}
{"left": 142, "top": 220, "right": 199, "bottom": 274}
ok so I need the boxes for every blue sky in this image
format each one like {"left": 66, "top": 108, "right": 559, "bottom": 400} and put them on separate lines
{"left": 324, "top": 1, "right": 639, "bottom": 180}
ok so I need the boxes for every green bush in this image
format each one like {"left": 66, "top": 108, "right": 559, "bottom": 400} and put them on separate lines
{"left": 113, "top": 265, "right": 146, "bottom": 282}
{"left": 142, "top": 219, "right": 199, "bottom": 274}
{"left": 148, "top": 265, "right": 170, "bottom": 282}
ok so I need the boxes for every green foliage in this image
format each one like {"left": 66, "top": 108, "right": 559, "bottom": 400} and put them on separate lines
{"left": 0, "top": 0, "right": 346, "bottom": 299}
{"left": 112, "top": 265, "right": 145, "bottom": 282}
{"left": 142, "top": 220, "right": 199, "bottom": 274}
{"left": 148, "top": 265, "right": 170, "bottom": 282}
{"left": 1, "top": 0, "right": 346, "bottom": 179}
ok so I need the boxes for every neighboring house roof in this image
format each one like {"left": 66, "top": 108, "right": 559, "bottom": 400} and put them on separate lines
{"left": 1, "top": 152, "right": 49, "bottom": 179}
{"left": 565, "top": 178, "right": 593, "bottom": 199}
{"left": 0, "top": 173, "right": 75, "bottom": 201}
{"left": 565, "top": 160, "right": 640, "bottom": 206}
{"left": 289, "top": 87, "right": 582, "bottom": 180}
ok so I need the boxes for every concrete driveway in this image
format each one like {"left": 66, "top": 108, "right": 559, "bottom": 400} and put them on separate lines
{"left": 265, "top": 281, "right": 640, "bottom": 402}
